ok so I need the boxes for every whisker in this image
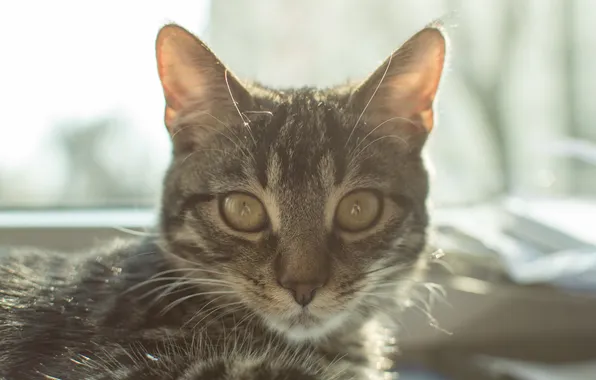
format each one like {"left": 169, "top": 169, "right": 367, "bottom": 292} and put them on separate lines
{"left": 207, "top": 304, "right": 248, "bottom": 330}
{"left": 173, "top": 110, "right": 250, "bottom": 160}
{"left": 423, "top": 282, "right": 448, "bottom": 299}
{"left": 430, "top": 257, "right": 455, "bottom": 274}
{"left": 351, "top": 115, "right": 418, "bottom": 157}
{"left": 182, "top": 148, "right": 228, "bottom": 164}
{"left": 124, "top": 276, "right": 236, "bottom": 295}
{"left": 138, "top": 278, "right": 194, "bottom": 300}
{"left": 186, "top": 299, "right": 246, "bottom": 329}
{"left": 197, "top": 302, "right": 246, "bottom": 330}
{"left": 408, "top": 298, "right": 452, "bottom": 335}
{"left": 348, "top": 134, "right": 409, "bottom": 168}
{"left": 170, "top": 123, "right": 198, "bottom": 139}
{"left": 345, "top": 51, "right": 394, "bottom": 148}
{"left": 162, "top": 253, "right": 242, "bottom": 280}
{"left": 182, "top": 295, "right": 227, "bottom": 329}
{"left": 110, "top": 226, "right": 158, "bottom": 237}
{"left": 360, "top": 263, "right": 408, "bottom": 276}
{"left": 147, "top": 268, "right": 202, "bottom": 278}
{"left": 232, "top": 306, "right": 257, "bottom": 328}
{"left": 149, "top": 286, "right": 196, "bottom": 309}
{"left": 224, "top": 69, "right": 256, "bottom": 145}
{"left": 147, "top": 266, "right": 234, "bottom": 279}
{"left": 187, "top": 267, "right": 240, "bottom": 277}
{"left": 160, "top": 290, "right": 237, "bottom": 315}
{"left": 160, "top": 251, "right": 202, "bottom": 267}
{"left": 242, "top": 110, "right": 273, "bottom": 116}
{"left": 182, "top": 123, "right": 255, "bottom": 164}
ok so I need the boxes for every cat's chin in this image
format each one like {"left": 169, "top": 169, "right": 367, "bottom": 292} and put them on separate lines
{"left": 265, "top": 309, "right": 351, "bottom": 342}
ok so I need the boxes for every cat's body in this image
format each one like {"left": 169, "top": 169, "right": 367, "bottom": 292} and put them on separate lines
{"left": 0, "top": 239, "right": 396, "bottom": 379}
{"left": 0, "top": 23, "right": 446, "bottom": 379}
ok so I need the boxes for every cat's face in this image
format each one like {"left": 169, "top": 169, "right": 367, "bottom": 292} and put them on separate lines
{"left": 156, "top": 24, "right": 446, "bottom": 340}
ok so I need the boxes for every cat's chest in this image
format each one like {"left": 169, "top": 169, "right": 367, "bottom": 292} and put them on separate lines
{"left": 316, "top": 318, "right": 400, "bottom": 377}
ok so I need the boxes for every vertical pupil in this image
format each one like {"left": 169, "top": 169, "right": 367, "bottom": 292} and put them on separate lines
{"left": 350, "top": 200, "right": 361, "bottom": 217}
{"left": 240, "top": 201, "right": 250, "bottom": 217}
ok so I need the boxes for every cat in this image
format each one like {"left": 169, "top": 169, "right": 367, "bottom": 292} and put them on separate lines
{"left": 0, "top": 22, "right": 446, "bottom": 379}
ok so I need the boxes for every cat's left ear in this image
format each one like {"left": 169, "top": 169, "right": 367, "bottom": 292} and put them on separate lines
{"left": 349, "top": 24, "right": 447, "bottom": 140}
{"left": 155, "top": 24, "right": 254, "bottom": 134}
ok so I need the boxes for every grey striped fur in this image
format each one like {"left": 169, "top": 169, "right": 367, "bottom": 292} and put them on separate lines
{"left": 0, "top": 23, "right": 446, "bottom": 379}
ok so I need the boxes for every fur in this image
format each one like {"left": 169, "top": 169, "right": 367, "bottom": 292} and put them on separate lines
{"left": 0, "top": 23, "right": 446, "bottom": 379}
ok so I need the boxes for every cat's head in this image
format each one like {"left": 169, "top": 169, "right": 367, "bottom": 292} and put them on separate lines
{"left": 156, "top": 24, "right": 446, "bottom": 341}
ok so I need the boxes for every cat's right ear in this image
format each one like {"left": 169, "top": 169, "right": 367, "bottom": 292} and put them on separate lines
{"left": 156, "top": 24, "right": 253, "bottom": 135}
{"left": 347, "top": 23, "right": 447, "bottom": 149}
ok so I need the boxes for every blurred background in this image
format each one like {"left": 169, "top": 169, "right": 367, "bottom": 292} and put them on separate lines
{"left": 1, "top": 1, "right": 595, "bottom": 379}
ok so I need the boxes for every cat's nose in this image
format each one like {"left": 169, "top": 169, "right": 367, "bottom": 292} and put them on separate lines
{"left": 279, "top": 279, "right": 323, "bottom": 307}
{"left": 274, "top": 240, "right": 330, "bottom": 307}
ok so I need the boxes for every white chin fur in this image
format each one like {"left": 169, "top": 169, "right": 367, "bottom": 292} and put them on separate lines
{"left": 268, "top": 310, "right": 351, "bottom": 342}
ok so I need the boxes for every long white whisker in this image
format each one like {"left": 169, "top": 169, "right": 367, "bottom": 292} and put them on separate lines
{"left": 192, "top": 301, "right": 246, "bottom": 330}
{"left": 225, "top": 69, "right": 256, "bottom": 145}
{"left": 172, "top": 111, "right": 249, "bottom": 159}
{"left": 170, "top": 123, "right": 197, "bottom": 139}
{"left": 352, "top": 115, "right": 417, "bottom": 157}
{"left": 183, "top": 295, "right": 227, "bottom": 329}
{"left": 182, "top": 148, "right": 227, "bottom": 164}
{"left": 242, "top": 110, "right": 273, "bottom": 116}
{"left": 349, "top": 134, "right": 408, "bottom": 168}
{"left": 189, "top": 123, "right": 255, "bottom": 164}
{"left": 345, "top": 52, "right": 394, "bottom": 148}
{"left": 147, "top": 268, "right": 202, "bottom": 278}
{"left": 232, "top": 306, "right": 257, "bottom": 328}
{"left": 110, "top": 226, "right": 158, "bottom": 237}
{"left": 160, "top": 290, "right": 237, "bottom": 315}
{"left": 124, "top": 276, "right": 236, "bottom": 295}
{"left": 139, "top": 278, "right": 196, "bottom": 301}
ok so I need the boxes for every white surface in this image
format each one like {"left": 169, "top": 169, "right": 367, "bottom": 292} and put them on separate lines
{"left": 0, "top": 209, "right": 156, "bottom": 228}
{"left": 480, "top": 357, "right": 596, "bottom": 380}
{"left": 507, "top": 197, "right": 596, "bottom": 246}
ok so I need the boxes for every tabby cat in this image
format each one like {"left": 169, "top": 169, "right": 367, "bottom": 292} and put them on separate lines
{"left": 0, "top": 22, "right": 446, "bottom": 379}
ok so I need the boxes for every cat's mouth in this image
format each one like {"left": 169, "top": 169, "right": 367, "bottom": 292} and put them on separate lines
{"left": 288, "top": 310, "right": 319, "bottom": 326}
{"left": 264, "top": 306, "right": 350, "bottom": 341}
{"left": 267, "top": 308, "right": 319, "bottom": 327}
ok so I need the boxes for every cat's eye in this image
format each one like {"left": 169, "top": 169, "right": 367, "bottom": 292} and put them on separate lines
{"left": 335, "top": 190, "right": 382, "bottom": 232}
{"left": 220, "top": 192, "right": 268, "bottom": 232}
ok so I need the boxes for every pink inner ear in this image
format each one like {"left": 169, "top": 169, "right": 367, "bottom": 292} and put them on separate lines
{"left": 385, "top": 48, "right": 445, "bottom": 132}
{"left": 376, "top": 78, "right": 436, "bottom": 132}
{"left": 164, "top": 105, "right": 177, "bottom": 130}
{"left": 157, "top": 43, "right": 185, "bottom": 130}
{"left": 419, "top": 108, "right": 435, "bottom": 131}
{"left": 157, "top": 47, "right": 187, "bottom": 110}
{"left": 156, "top": 28, "right": 207, "bottom": 116}
{"left": 155, "top": 24, "right": 255, "bottom": 141}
